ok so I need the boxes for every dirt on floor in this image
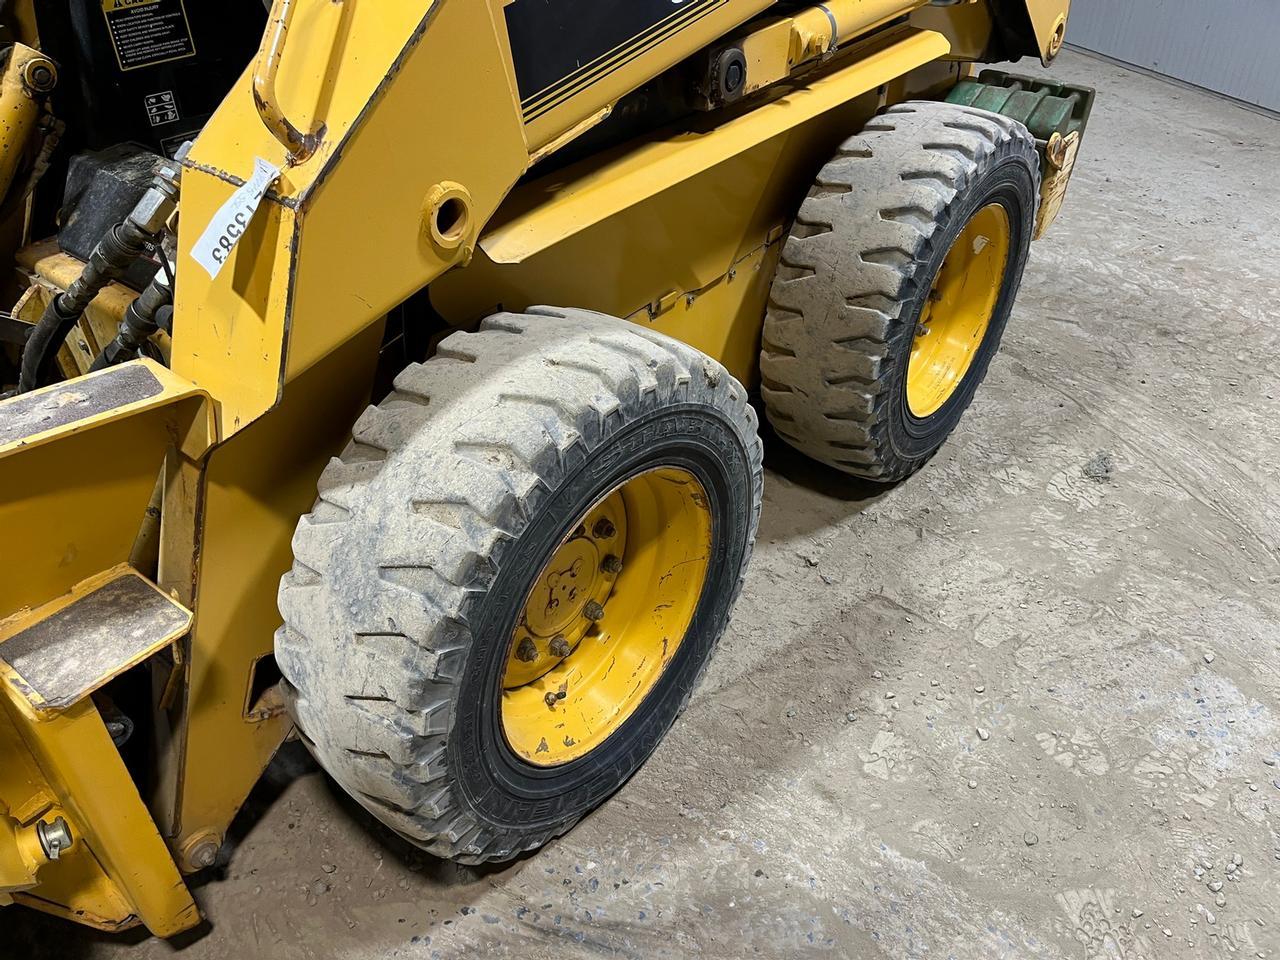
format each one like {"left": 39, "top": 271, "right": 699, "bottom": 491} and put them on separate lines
{"left": 9, "top": 49, "right": 1280, "bottom": 960}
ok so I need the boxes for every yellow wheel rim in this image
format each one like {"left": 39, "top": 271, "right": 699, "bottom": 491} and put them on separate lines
{"left": 906, "top": 202, "right": 1012, "bottom": 418}
{"left": 500, "top": 467, "right": 713, "bottom": 766}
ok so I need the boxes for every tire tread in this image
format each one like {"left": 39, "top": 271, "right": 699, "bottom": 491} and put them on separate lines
{"left": 761, "top": 100, "right": 1039, "bottom": 480}
{"left": 277, "top": 308, "right": 762, "bottom": 863}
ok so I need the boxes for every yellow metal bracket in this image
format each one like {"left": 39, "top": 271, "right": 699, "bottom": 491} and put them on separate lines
{"left": 699, "top": 0, "right": 930, "bottom": 103}
{"left": 0, "top": 361, "right": 212, "bottom": 936}
{"left": 0, "top": 43, "right": 55, "bottom": 202}
{"left": 1035, "top": 129, "right": 1080, "bottom": 239}
{"left": 2, "top": 685, "right": 201, "bottom": 935}
{"left": 432, "top": 25, "right": 956, "bottom": 386}
{"left": 0, "top": 359, "right": 214, "bottom": 619}
{"left": 1022, "top": 0, "right": 1070, "bottom": 63}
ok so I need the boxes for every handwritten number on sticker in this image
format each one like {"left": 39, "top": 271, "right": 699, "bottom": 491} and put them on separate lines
{"left": 190, "top": 157, "right": 282, "bottom": 279}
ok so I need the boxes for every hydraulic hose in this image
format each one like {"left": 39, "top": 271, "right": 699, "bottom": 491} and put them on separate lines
{"left": 18, "top": 221, "right": 151, "bottom": 391}
{"left": 17, "top": 157, "right": 181, "bottom": 392}
{"left": 90, "top": 272, "right": 172, "bottom": 372}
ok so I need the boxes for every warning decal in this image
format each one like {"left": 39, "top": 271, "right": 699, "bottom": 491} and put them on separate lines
{"left": 101, "top": 0, "right": 197, "bottom": 72}
{"left": 144, "top": 90, "right": 180, "bottom": 126}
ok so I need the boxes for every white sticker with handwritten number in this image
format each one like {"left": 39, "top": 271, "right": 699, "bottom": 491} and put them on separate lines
{"left": 190, "top": 157, "right": 281, "bottom": 279}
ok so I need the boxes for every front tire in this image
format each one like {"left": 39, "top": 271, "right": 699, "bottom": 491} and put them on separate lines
{"left": 276, "top": 308, "right": 762, "bottom": 863}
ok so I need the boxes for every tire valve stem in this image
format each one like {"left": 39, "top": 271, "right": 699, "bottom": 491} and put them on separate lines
{"left": 583, "top": 600, "right": 605, "bottom": 621}
{"left": 549, "top": 635, "right": 570, "bottom": 659}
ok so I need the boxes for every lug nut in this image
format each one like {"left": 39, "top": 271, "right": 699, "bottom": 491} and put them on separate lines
{"left": 583, "top": 600, "right": 605, "bottom": 621}
{"left": 549, "top": 635, "right": 570, "bottom": 659}
{"left": 602, "top": 555, "right": 623, "bottom": 575}
{"left": 515, "top": 637, "right": 538, "bottom": 663}
{"left": 592, "top": 518, "right": 616, "bottom": 539}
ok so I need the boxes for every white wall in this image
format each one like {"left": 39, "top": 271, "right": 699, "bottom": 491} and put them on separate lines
{"left": 1068, "top": 0, "right": 1280, "bottom": 112}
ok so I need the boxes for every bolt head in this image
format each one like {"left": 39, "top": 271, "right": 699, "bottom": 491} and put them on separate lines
{"left": 602, "top": 555, "right": 623, "bottom": 575}
{"left": 549, "top": 635, "right": 571, "bottom": 659}
{"left": 191, "top": 841, "right": 219, "bottom": 869}
{"left": 181, "top": 832, "right": 222, "bottom": 871}
{"left": 22, "top": 59, "right": 57, "bottom": 95}
{"left": 515, "top": 637, "right": 538, "bottom": 663}
{"left": 36, "top": 817, "right": 72, "bottom": 861}
{"left": 592, "top": 518, "right": 616, "bottom": 539}
{"left": 583, "top": 600, "right": 605, "bottom": 622}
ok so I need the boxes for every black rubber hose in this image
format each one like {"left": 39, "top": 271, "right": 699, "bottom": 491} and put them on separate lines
{"left": 89, "top": 275, "right": 172, "bottom": 372}
{"left": 154, "top": 303, "right": 173, "bottom": 336}
{"left": 18, "top": 220, "right": 151, "bottom": 392}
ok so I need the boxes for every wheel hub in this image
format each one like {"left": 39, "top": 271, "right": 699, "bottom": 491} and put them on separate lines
{"left": 503, "top": 496, "right": 625, "bottom": 689}
{"left": 906, "top": 202, "right": 1012, "bottom": 418}
{"left": 500, "top": 467, "right": 712, "bottom": 766}
{"left": 524, "top": 539, "right": 602, "bottom": 638}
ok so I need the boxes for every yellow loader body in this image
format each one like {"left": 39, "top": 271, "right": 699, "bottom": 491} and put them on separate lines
{"left": 0, "top": 0, "right": 1080, "bottom": 935}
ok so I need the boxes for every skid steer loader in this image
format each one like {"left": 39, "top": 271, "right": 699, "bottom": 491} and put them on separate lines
{"left": 0, "top": 0, "right": 1091, "bottom": 937}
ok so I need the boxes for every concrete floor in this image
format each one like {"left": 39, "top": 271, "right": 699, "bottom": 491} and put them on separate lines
{"left": 10, "top": 49, "right": 1280, "bottom": 959}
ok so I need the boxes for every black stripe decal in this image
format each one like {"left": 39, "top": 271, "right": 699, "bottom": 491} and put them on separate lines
{"left": 522, "top": 1, "right": 711, "bottom": 116}
{"left": 505, "top": 0, "right": 727, "bottom": 121}
{"left": 523, "top": 2, "right": 722, "bottom": 121}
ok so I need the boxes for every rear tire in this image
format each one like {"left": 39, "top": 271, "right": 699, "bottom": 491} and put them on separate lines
{"left": 276, "top": 308, "right": 762, "bottom": 863}
{"left": 761, "top": 101, "right": 1040, "bottom": 481}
